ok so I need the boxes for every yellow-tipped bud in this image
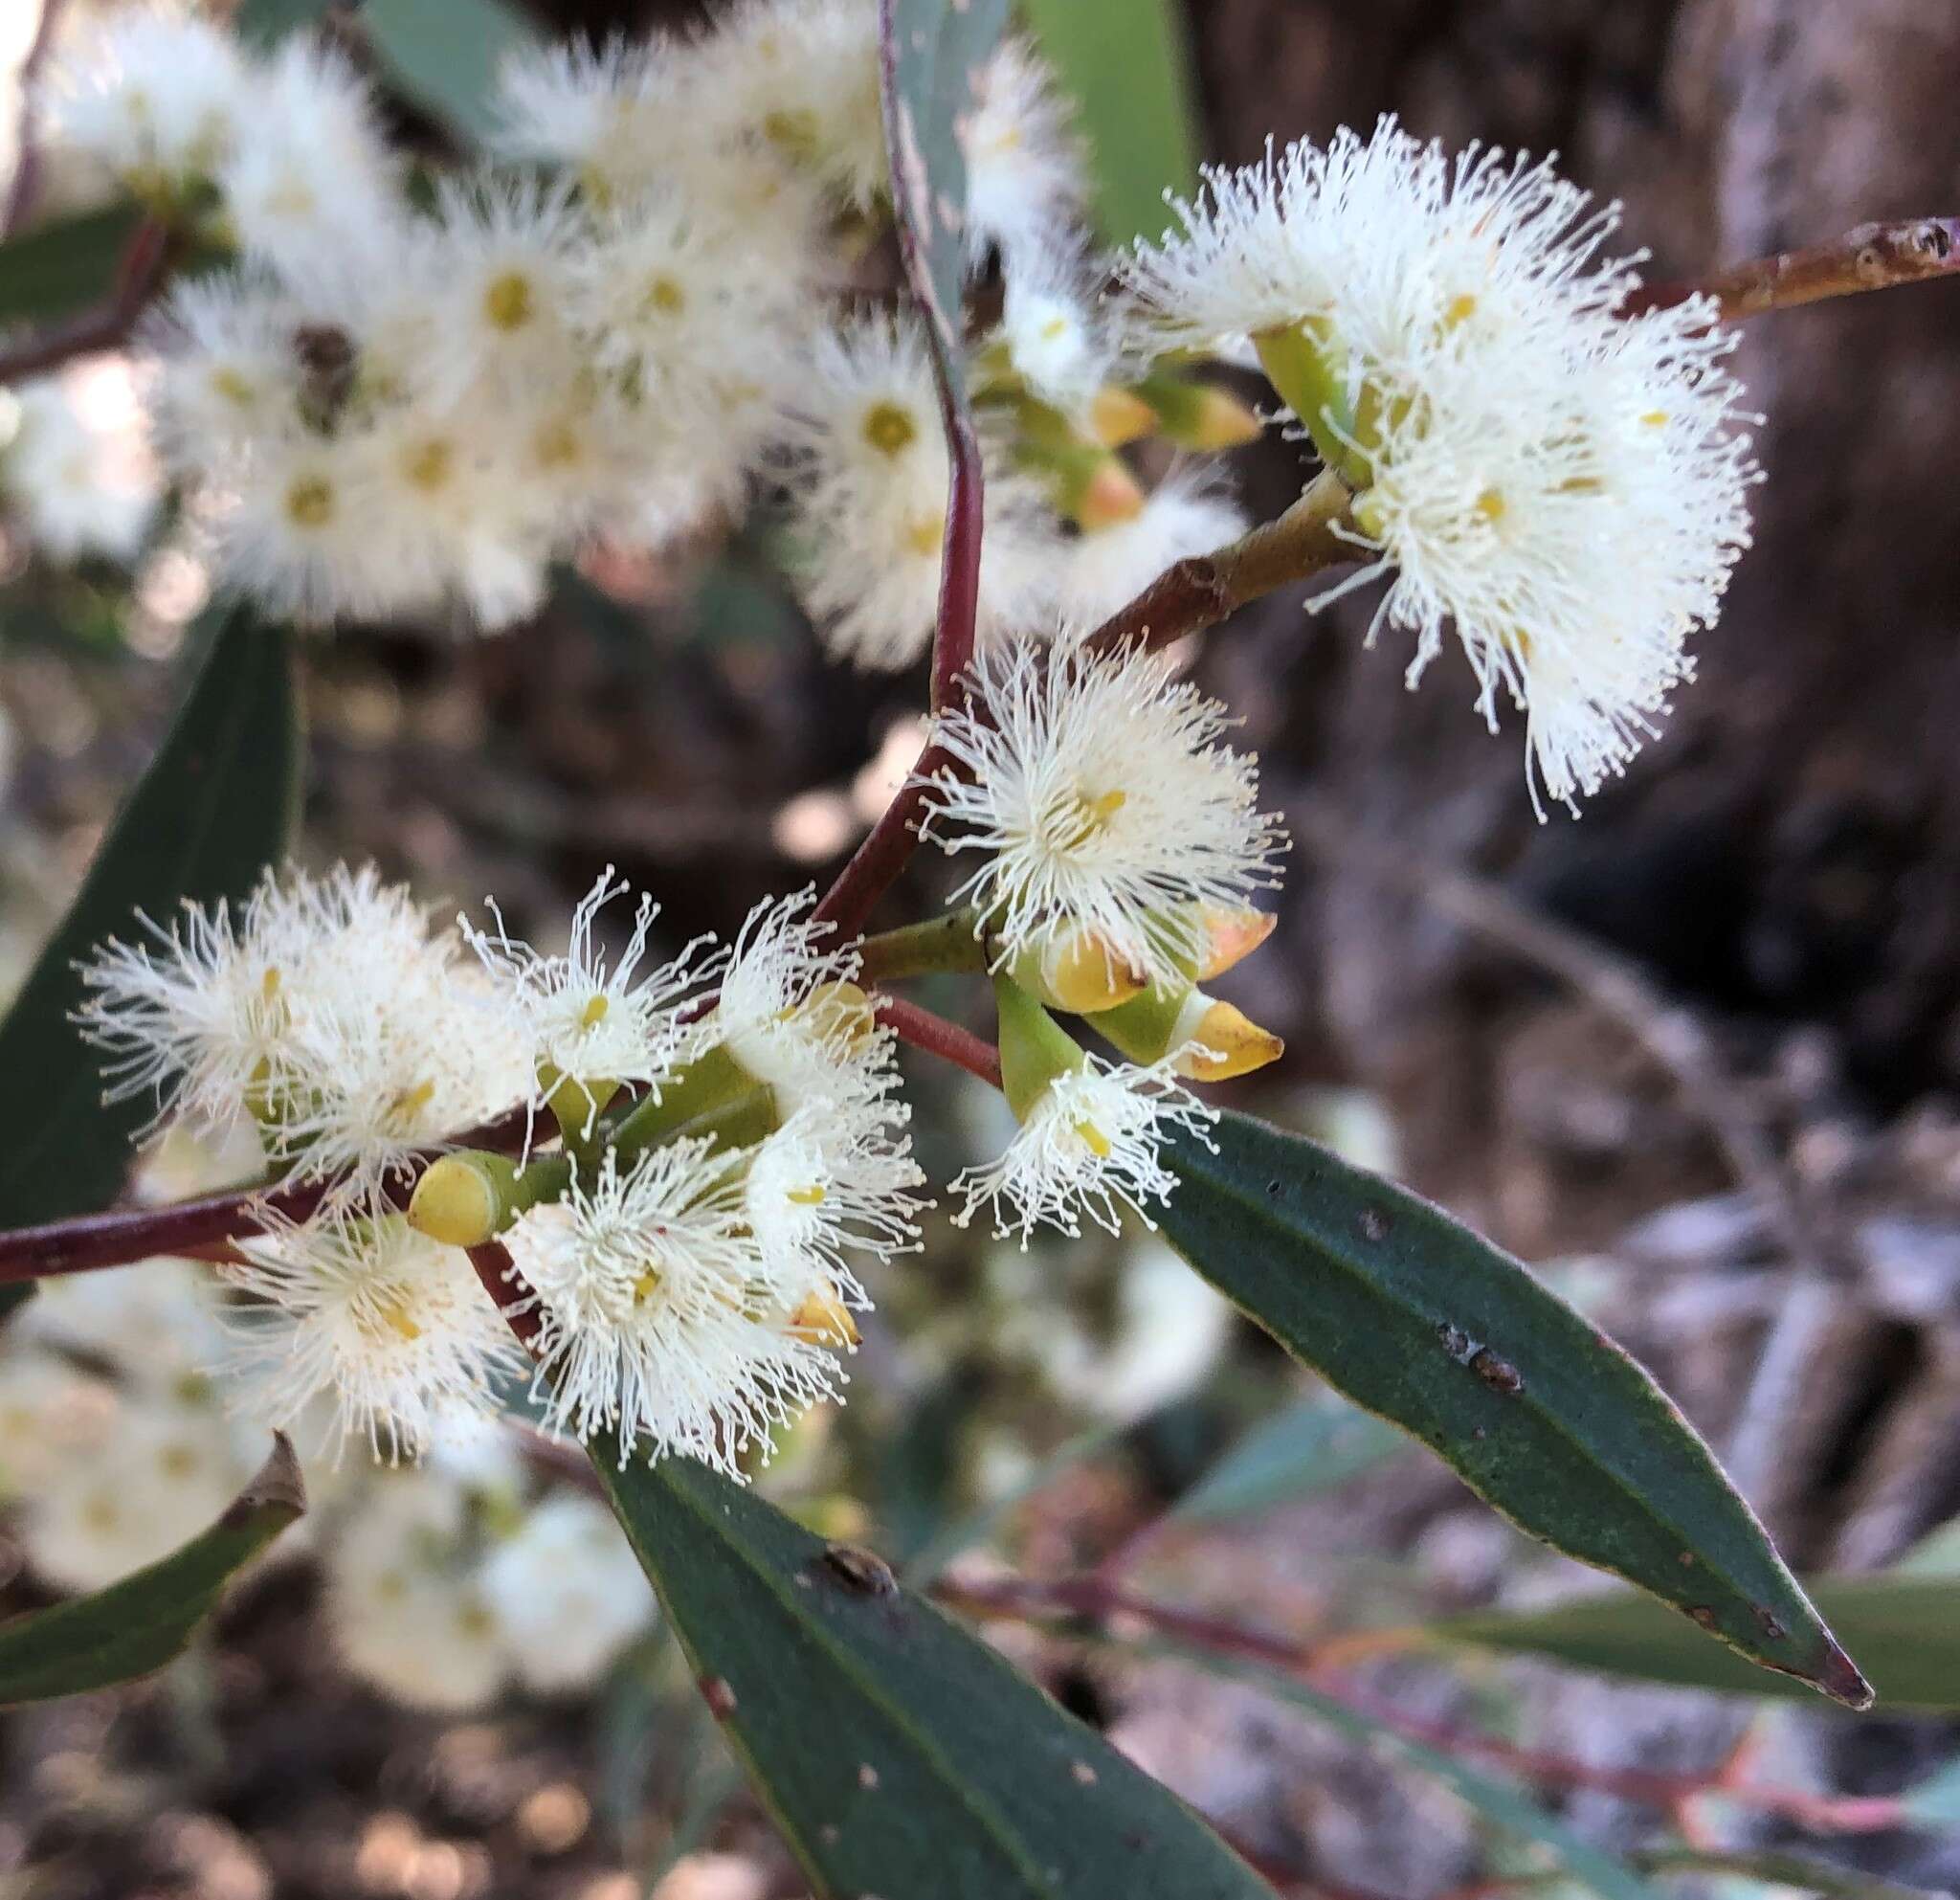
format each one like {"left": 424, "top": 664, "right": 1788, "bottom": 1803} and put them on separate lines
{"left": 1088, "top": 386, "right": 1158, "bottom": 449}
{"left": 1171, "top": 995, "right": 1285, "bottom": 1083}
{"left": 1076, "top": 455, "right": 1147, "bottom": 529}
{"left": 408, "top": 1154, "right": 504, "bottom": 1249}
{"left": 788, "top": 1283, "right": 860, "bottom": 1349}
{"left": 1194, "top": 905, "right": 1278, "bottom": 981}
{"left": 1179, "top": 386, "right": 1266, "bottom": 451}
{"left": 1010, "top": 926, "right": 1147, "bottom": 1016}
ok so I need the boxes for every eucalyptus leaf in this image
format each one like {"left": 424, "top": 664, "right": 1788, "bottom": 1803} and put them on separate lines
{"left": 1436, "top": 1574, "right": 1960, "bottom": 1713}
{"left": 1020, "top": 0, "right": 1200, "bottom": 244}
{"left": 361, "top": 0, "right": 544, "bottom": 145}
{"left": 0, "top": 603, "right": 301, "bottom": 1228}
{"left": 1169, "top": 1394, "right": 1407, "bottom": 1526}
{"left": 1154, "top": 1112, "right": 1868, "bottom": 1707}
{"left": 0, "top": 1436, "right": 304, "bottom": 1704}
{"left": 0, "top": 204, "right": 145, "bottom": 330}
{"left": 880, "top": 0, "right": 1010, "bottom": 385}
{"left": 593, "top": 1446, "right": 1271, "bottom": 1900}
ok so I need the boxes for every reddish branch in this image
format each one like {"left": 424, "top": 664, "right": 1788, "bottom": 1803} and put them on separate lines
{"left": 942, "top": 1572, "right": 1908, "bottom": 1837}
{"left": 873, "top": 990, "right": 1002, "bottom": 1088}
{"left": 1625, "top": 216, "right": 1960, "bottom": 321}
{"left": 0, "top": 1104, "right": 529, "bottom": 1285}
{"left": 1082, "top": 465, "right": 1358, "bottom": 659}
{"left": 0, "top": 215, "right": 175, "bottom": 387}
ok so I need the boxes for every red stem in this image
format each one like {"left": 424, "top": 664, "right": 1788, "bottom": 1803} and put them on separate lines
{"left": 873, "top": 990, "right": 1002, "bottom": 1089}
{"left": 943, "top": 1574, "right": 1908, "bottom": 1835}
{"left": 0, "top": 215, "right": 174, "bottom": 387}
{"left": 0, "top": 1105, "right": 529, "bottom": 1284}
{"left": 467, "top": 1240, "right": 544, "bottom": 1349}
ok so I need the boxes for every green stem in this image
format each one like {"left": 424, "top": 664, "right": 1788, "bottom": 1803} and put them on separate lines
{"left": 859, "top": 912, "right": 989, "bottom": 982}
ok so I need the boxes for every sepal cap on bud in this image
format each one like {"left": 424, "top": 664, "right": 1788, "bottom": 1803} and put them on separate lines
{"left": 1088, "top": 386, "right": 1159, "bottom": 449}
{"left": 1007, "top": 925, "right": 1147, "bottom": 1016}
{"left": 408, "top": 1151, "right": 567, "bottom": 1248}
{"left": 1193, "top": 905, "right": 1278, "bottom": 981}
{"left": 1095, "top": 980, "right": 1284, "bottom": 1082}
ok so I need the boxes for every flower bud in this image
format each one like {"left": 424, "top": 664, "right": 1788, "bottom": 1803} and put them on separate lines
{"left": 1096, "top": 980, "right": 1284, "bottom": 1081}
{"left": 1007, "top": 925, "right": 1147, "bottom": 1016}
{"left": 1088, "top": 386, "right": 1158, "bottom": 448}
{"left": 409, "top": 1151, "right": 566, "bottom": 1248}
{"left": 1192, "top": 905, "right": 1278, "bottom": 981}
{"left": 1135, "top": 372, "right": 1265, "bottom": 450}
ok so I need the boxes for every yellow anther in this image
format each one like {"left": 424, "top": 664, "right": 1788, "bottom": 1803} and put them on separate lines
{"left": 788, "top": 1184, "right": 828, "bottom": 1207}
{"left": 1640, "top": 409, "right": 1669, "bottom": 426}
{"left": 579, "top": 993, "right": 612, "bottom": 1030}
{"left": 261, "top": 967, "right": 282, "bottom": 1004}
{"left": 1038, "top": 314, "right": 1070, "bottom": 341}
{"left": 1057, "top": 785, "right": 1129, "bottom": 849}
{"left": 389, "top": 1079, "right": 435, "bottom": 1128}
{"left": 360, "top": 1291, "right": 424, "bottom": 1344}
{"left": 404, "top": 437, "right": 454, "bottom": 491}
{"left": 644, "top": 274, "right": 685, "bottom": 315}
{"left": 285, "top": 474, "right": 335, "bottom": 528}
{"left": 483, "top": 270, "right": 535, "bottom": 332}
{"left": 903, "top": 512, "right": 944, "bottom": 556}
{"left": 790, "top": 1284, "right": 859, "bottom": 1347}
{"left": 1475, "top": 487, "right": 1506, "bottom": 523}
{"left": 863, "top": 400, "right": 919, "bottom": 457}
{"left": 1073, "top": 1117, "right": 1113, "bottom": 1160}
{"left": 633, "top": 1267, "right": 663, "bottom": 1304}
{"left": 210, "top": 367, "right": 256, "bottom": 407}
{"left": 1443, "top": 292, "right": 1480, "bottom": 328}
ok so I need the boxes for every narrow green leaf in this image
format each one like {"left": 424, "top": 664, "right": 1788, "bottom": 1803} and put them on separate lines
{"left": 233, "top": 0, "right": 336, "bottom": 48}
{"left": 1435, "top": 1575, "right": 1960, "bottom": 1712}
{"left": 0, "top": 1435, "right": 304, "bottom": 1704}
{"left": 1153, "top": 1112, "right": 1869, "bottom": 1707}
{"left": 593, "top": 1447, "right": 1272, "bottom": 1900}
{"left": 905, "top": 1419, "right": 1129, "bottom": 1582}
{"left": 1630, "top": 1847, "right": 1948, "bottom": 1899}
{"left": 1131, "top": 1638, "right": 1662, "bottom": 1900}
{"left": 0, "top": 204, "right": 145, "bottom": 330}
{"left": 880, "top": 0, "right": 1011, "bottom": 385}
{"left": 0, "top": 603, "right": 301, "bottom": 1227}
{"left": 1019, "top": 0, "right": 1200, "bottom": 245}
{"left": 361, "top": 0, "right": 544, "bottom": 145}
{"left": 1169, "top": 1395, "right": 1407, "bottom": 1527}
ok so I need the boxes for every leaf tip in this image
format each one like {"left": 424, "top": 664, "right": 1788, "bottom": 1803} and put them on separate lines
{"left": 1818, "top": 1638, "right": 1875, "bottom": 1711}
{"left": 223, "top": 1430, "right": 307, "bottom": 1530}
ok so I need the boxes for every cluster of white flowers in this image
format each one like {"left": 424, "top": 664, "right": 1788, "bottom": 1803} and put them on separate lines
{"left": 75, "top": 864, "right": 924, "bottom": 1474}
{"left": 33, "top": 1, "right": 1248, "bottom": 655}
{"left": 0, "top": 1246, "right": 651, "bottom": 1705}
{"left": 1119, "top": 117, "right": 1759, "bottom": 810}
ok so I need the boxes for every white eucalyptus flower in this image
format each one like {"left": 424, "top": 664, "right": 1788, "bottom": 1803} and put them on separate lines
{"left": 504, "top": 1140, "right": 849, "bottom": 1474}
{"left": 952, "top": 1053, "right": 1218, "bottom": 1244}
{"left": 921, "top": 643, "right": 1285, "bottom": 984}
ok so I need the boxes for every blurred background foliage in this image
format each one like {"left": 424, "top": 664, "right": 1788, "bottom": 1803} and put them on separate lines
{"left": 0, "top": 1, "right": 1957, "bottom": 1897}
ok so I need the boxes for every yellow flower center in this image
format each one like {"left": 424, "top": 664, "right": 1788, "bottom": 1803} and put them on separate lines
{"left": 862, "top": 400, "right": 919, "bottom": 458}
{"left": 285, "top": 474, "right": 335, "bottom": 529}
{"left": 1073, "top": 1117, "right": 1113, "bottom": 1160}
{"left": 483, "top": 270, "right": 536, "bottom": 332}
{"left": 404, "top": 438, "right": 454, "bottom": 492}
{"left": 788, "top": 1183, "right": 828, "bottom": 1207}
{"left": 579, "top": 994, "right": 611, "bottom": 1030}
{"left": 644, "top": 275, "right": 686, "bottom": 316}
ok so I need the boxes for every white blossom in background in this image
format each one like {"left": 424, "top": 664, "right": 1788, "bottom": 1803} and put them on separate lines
{"left": 959, "top": 35, "right": 1085, "bottom": 268}
{"left": 953, "top": 1054, "right": 1219, "bottom": 1244}
{"left": 502, "top": 1141, "right": 848, "bottom": 1473}
{"left": 41, "top": 6, "right": 249, "bottom": 191}
{"left": 1054, "top": 468, "right": 1249, "bottom": 636}
{"left": 480, "top": 1493, "right": 656, "bottom": 1692}
{"left": 0, "top": 378, "right": 158, "bottom": 564}
{"left": 225, "top": 1214, "right": 523, "bottom": 1464}
{"left": 1120, "top": 115, "right": 1758, "bottom": 808}
{"left": 921, "top": 643, "right": 1286, "bottom": 983}
{"left": 779, "top": 310, "right": 1057, "bottom": 670}
{"left": 998, "top": 248, "right": 1110, "bottom": 419}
